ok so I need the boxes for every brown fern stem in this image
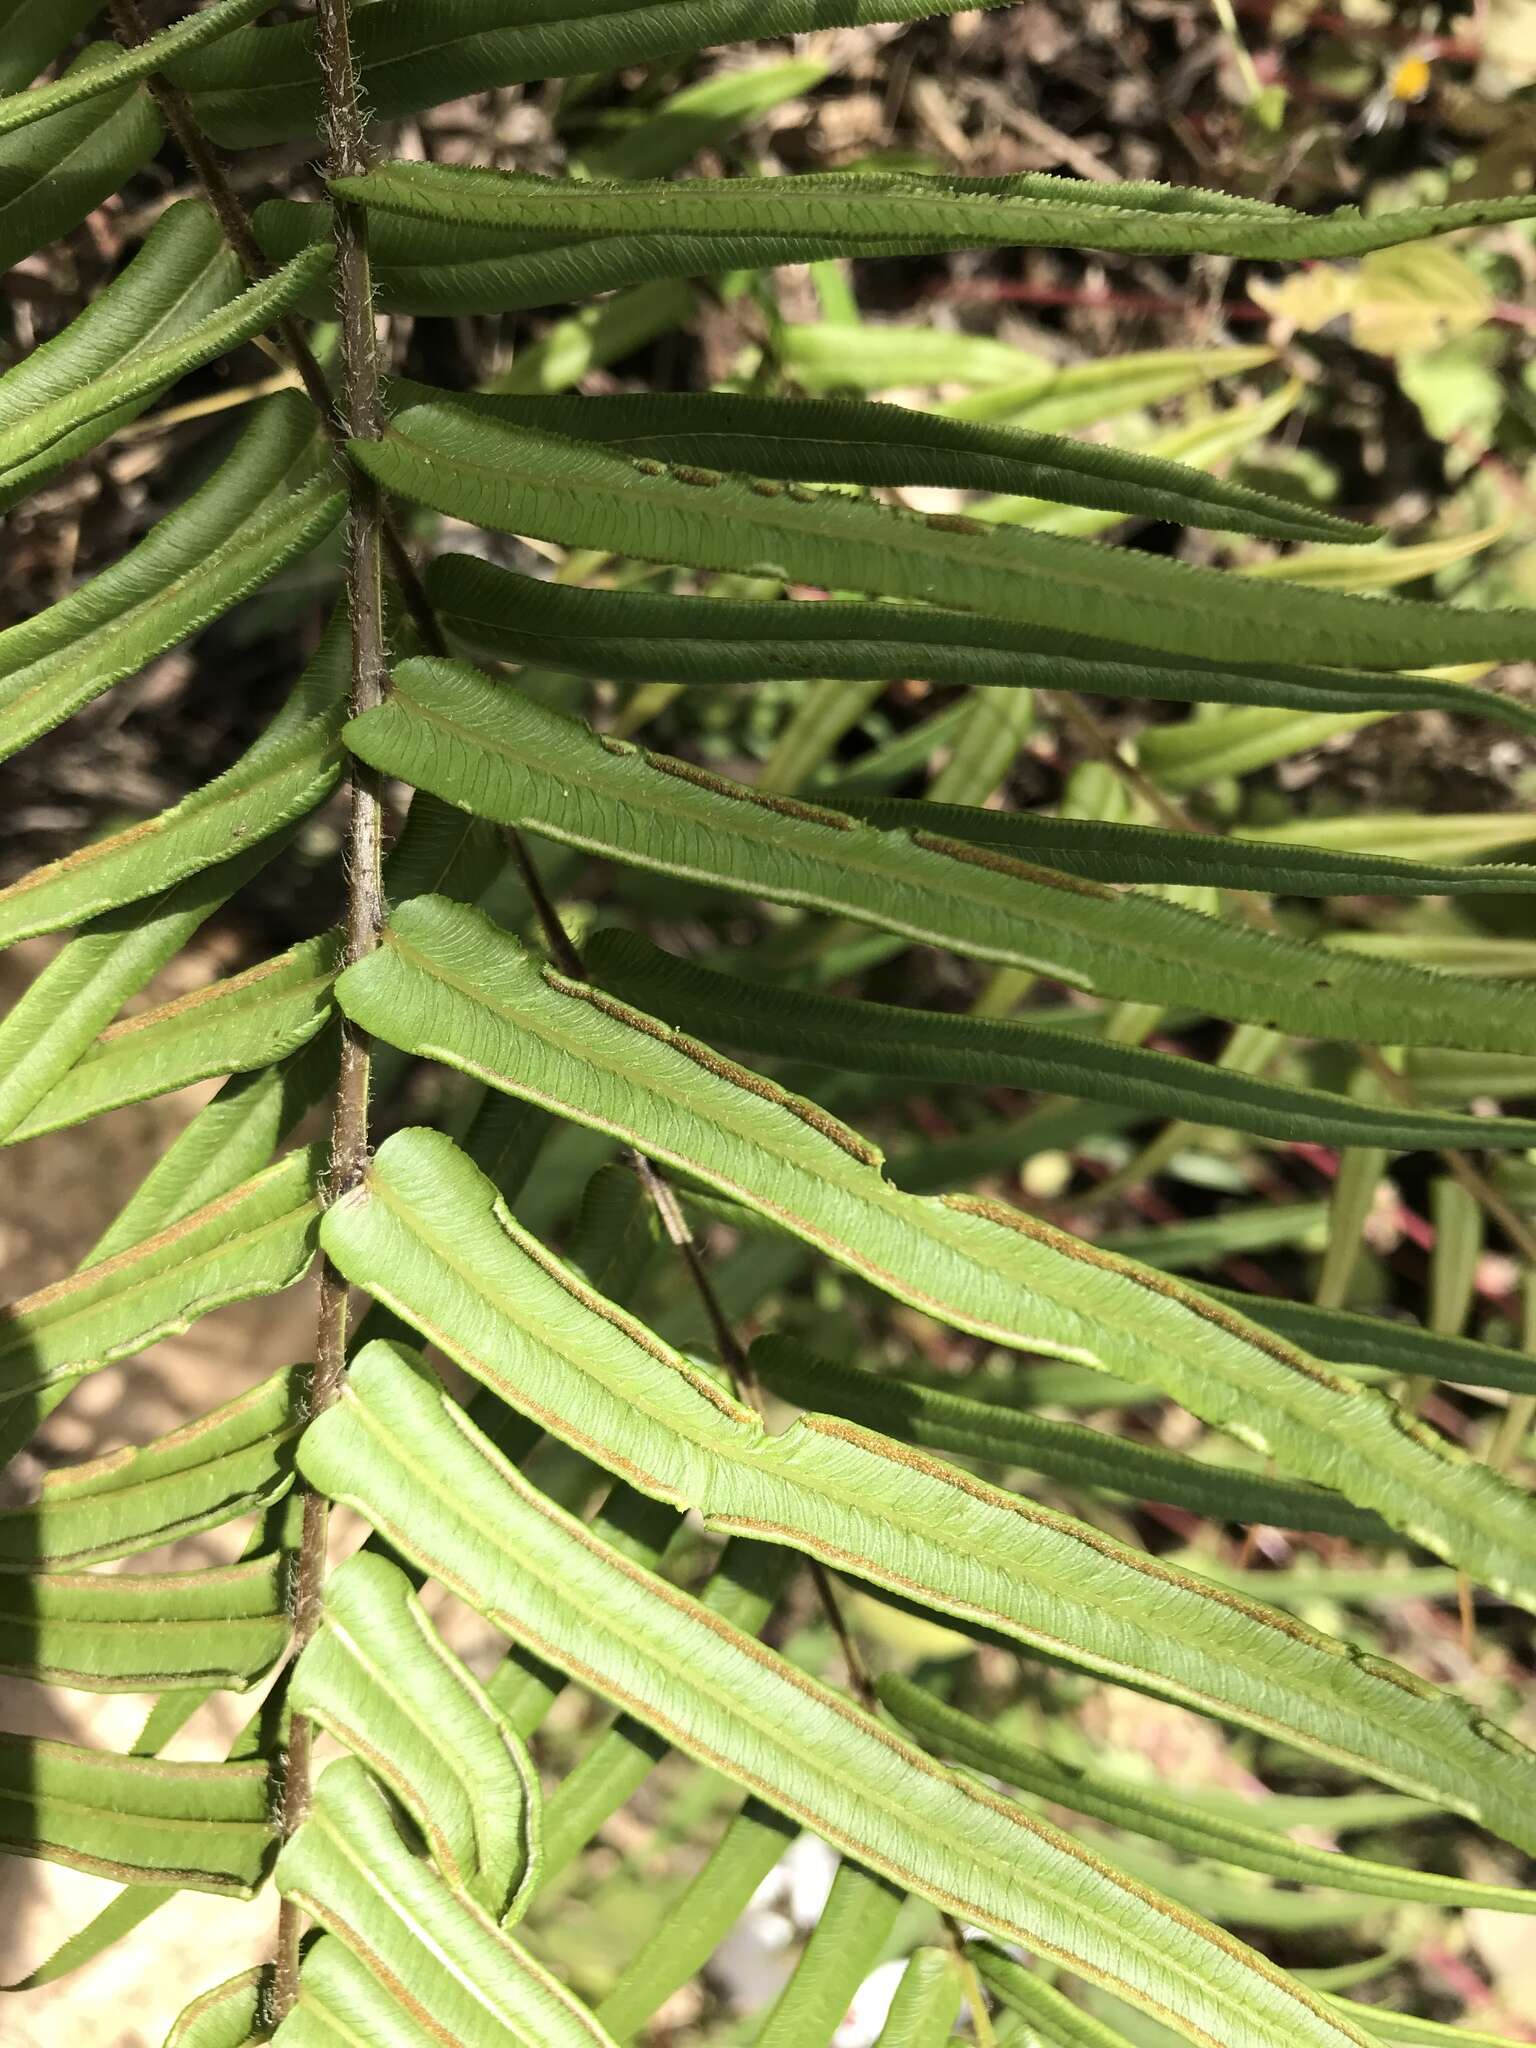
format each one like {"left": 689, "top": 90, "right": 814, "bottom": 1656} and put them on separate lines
{"left": 268, "top": 0, "right": 386, "bottom": 2014}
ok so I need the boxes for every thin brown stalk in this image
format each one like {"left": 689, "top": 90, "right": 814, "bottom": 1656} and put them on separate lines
{"left": 268, "top": 0, "right": 386, "bottom": 2015}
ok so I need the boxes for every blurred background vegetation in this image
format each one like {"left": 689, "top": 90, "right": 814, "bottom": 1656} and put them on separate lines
{"left": 2, "top": 3, "right": 1535, "bottom": 2041}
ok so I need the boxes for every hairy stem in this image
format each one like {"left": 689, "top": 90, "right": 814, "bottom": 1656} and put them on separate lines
{"left": 270, "top": 0, "right": 387, "bottom": 2015}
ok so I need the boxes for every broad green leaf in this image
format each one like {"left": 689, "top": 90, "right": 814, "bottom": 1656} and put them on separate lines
{"left": 392, "top": 389, "right": 1371, "bottom": 544}
{"left": 289, "top": 1552, "right": 540, "bottom": 1919}
{"left": 757, "top": 1862, "right": 902, "bottom": 2048}
{"left": 831, "top": 797, "right": 1536, "bottom": 897}
{"left": 1328, "top": 927, "right": 1536, "bottom": 978}
{"left": 0, "top": 0, "right": 99, "bottom": 93}
{"left": 1199, "top": 1288, "right": 1536, "bottom": 1396}
{"left": 275, "top": 1759, "right": 617, "bottom": 2047}
{"left": 425, "top": 556, "right": 1536, "bottom": 736}
{"left": 357, "top": 409, "right": 1536, "bottom": 673}
{"left": 587, "top": 929, "right": 1536, "bottom": 1154}
{"left": 593, "top": 1800, "right": 796, "bottom": 2040}
{"left": 0, "top": 1556, "right": 287, "bottom": 1692}
{"left": 0, "top": 1367, "right": 302, "bottom": 1569}
{"left": 581, "top": 58, "right": 829, "bottom": 181}
{"left": 927, "top": 684, "right": 1036, "bottom": 806}
{"left": 875, "top": 1949, "right": 964, "bottom": 2048}
{"left": 1104, "top": 1200, "right": 1328, "bottom": 1274}
{"left": 6, "top": 935, "right": 338, "bottom": 1146}
{"left": 0, "top": 1149, "right": 321, "bottom": 1400}
{"left": 981, "top": 379, "right": 1303, "bottom": 538}
{"left": 759, "top": 678, "right": 889, "bottom": 795}
{"left": 0, "top": 46, "right": 161, "bottom": 273}
{"left": 882, "top": 1676, "right": 1536, "bottom": 1914}
{"left": 0, "top": 0, "right": 272, "bottom": 135}
{"left": 780, "top": 320, "right": 1056, "bottom": 395}
{"left": 0, "top": 243, "right": 333, "bottom": 506}
{"left": 779, "top": 328, "right": 1263, "bottom": 407}
{"left": 338, "top": 161, "right": 1536, "bottom": 265}
{"left": 253, "top": 198, "right": 583, "bottom": 318}
{"left": 164, "top": 1968, "right": 270, "bottom": 2048}
{"left": 319, "top": 1130, "right": 1536, "bottom": 1848}
{"left": 941, "top": 348, "right": 1279, "bottom": 432}
{"left": 749, "top": 1334, "right": 1392, "bottom": 1538}
{"left": 176, "top": 0, "right": 1016, "bottom": 146}
{"left": 298, "top": 1344, "right": 1372, "bottom": 2048}
{"left": 485, "top": 280, "right": 696, "bottom": 396}
{"left": 333, "top": 903, "right": 1536, "bottom": 1617}
{"left": 1138, "top": 704, "right": 1381, "bottom": 789}
{"left": 0, "top": 396, "right": 343, "bottom": 770}
{"left": 0, "top": 1733, "right": 273, "bottom": 1894}
{"left": 533, "top": 1537, "right": 791, "bottom": 1882}
{"left": 0, "top": 837, "right": 299, "bottom": 1144}
{"left": 345, "top": 674, "right": 1536, "bottom": 1053}
{"left": 1331, "top": 1999, "right": 1533, "bottom": 2048}
{"left": 0, "top": 202, "right": 240, "bottom": 509}
{"left": 1252, "top": 811, "right": 1536, "bottom": 865}
{"left": 1241, "top": 520, "right": 1507, "bottom": 592}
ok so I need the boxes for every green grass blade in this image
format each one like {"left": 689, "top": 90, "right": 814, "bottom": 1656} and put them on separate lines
{"left": 297, "top": 1343, "right": 1373, "bottom": 2048}
{"left": 883, "top": 1675, "right": 1536, "bottom": 1914}
{"left": 581, "top": 57, "right": 829, "bottom": 182}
